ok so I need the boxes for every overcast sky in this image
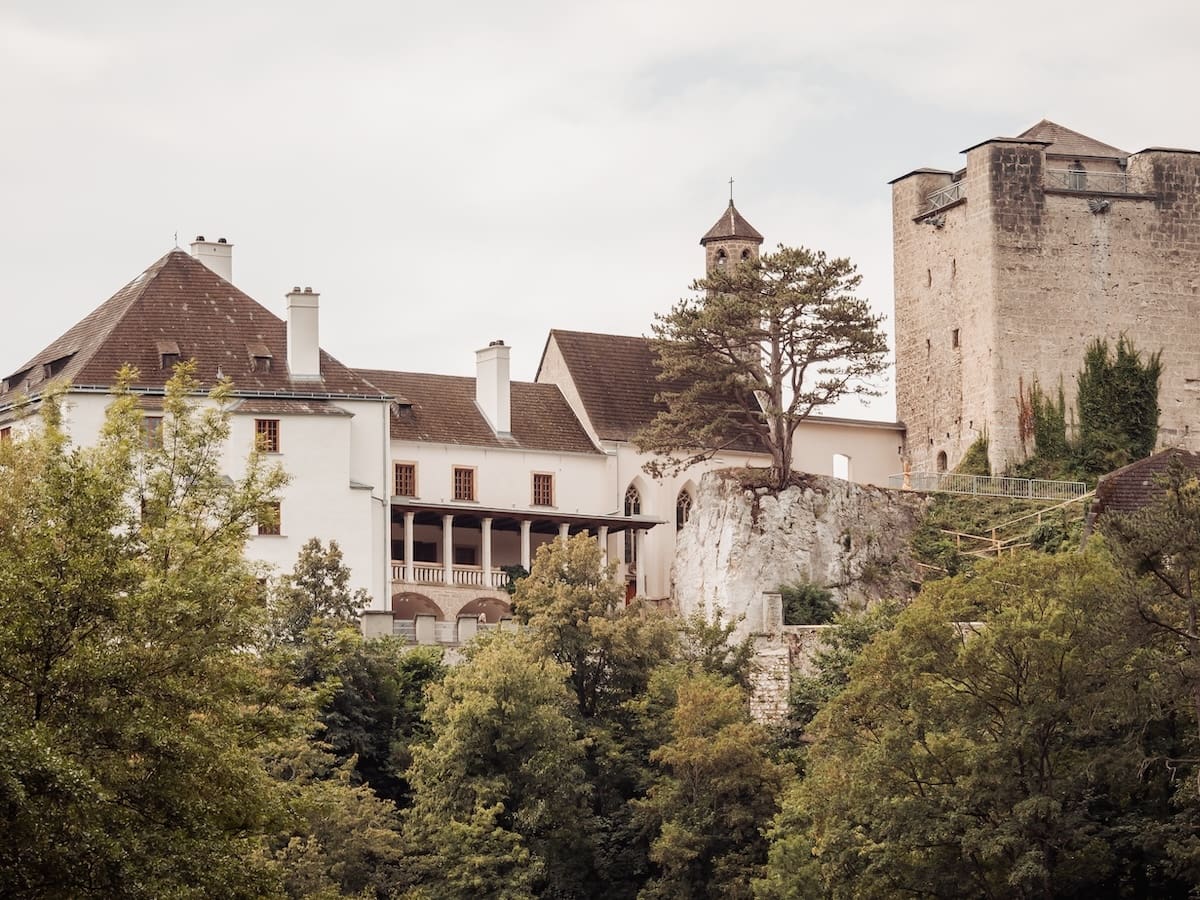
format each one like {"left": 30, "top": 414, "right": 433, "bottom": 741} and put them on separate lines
{"left": 4, "top": 1, "right": 1200, "bottom": 421}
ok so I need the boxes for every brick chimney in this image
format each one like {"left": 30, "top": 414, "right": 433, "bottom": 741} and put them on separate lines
{"left": 475, "top": 340, "right": 511, "bottom": 434}
{"left": 190, "top": 235, "right": 233, "bottom": 282}
{"left": 286, "top": 286, "right": 321, "bottom": 380}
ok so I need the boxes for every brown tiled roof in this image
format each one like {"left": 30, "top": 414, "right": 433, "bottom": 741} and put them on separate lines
{"left": 700, "top": 201, "right": 764, "bottom": 246}
{"left": 541, "top": 330, "right": 677, "bottom": 442}
{"left": 1016, "top": 120, "right": 1128, "bottom": 160}
{"left": 1092, "top": 448, "right": 1200, "bottom": 519}
{"left": 1, "top": 250, "right": 388, "bottom": 407}
{"left": 355, "top": 369, "right": 601, "bottom": 455}
{"left": 540, "top": 329, "right": 774, "bottom": 452}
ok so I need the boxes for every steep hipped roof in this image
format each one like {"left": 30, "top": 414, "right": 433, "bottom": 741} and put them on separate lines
{"left": 1, "top": 250, "right": 387, "bottom": 406}
{"left": 1092, "top": 448, "right": 1200, "bottom": 519}
{"left": 355, "top": 369, "right": 601, "bottom": 455}
{"left": 700, "top": 200, "right": 764, "bottom": 246}
{"left": 1016, "top": 119, "right": 1128, "bottom": 160}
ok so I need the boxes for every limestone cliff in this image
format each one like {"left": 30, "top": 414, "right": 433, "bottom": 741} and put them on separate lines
{"left": 672, "top": 470, "right": 930, "bottom": 636}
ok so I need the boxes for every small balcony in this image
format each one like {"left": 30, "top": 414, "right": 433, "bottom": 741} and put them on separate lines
{"left": 924, "top": 180, "right": 966, "bottom": 215}
{"left": 1044, "top": 169, "right": 1129, "bottom": 194}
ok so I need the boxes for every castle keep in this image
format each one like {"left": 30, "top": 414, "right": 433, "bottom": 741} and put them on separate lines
{"left": 892, "top": 120, "right": 1200, "bottom": 474}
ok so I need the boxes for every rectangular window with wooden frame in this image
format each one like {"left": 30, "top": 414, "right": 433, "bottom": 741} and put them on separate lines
{"left": 142, "top": 415, "right": 163, "bottom": 449}
{"left": 532, "top": 472, "right": 555, "bottom": 507}
{"left": 256, "top": 502, "right": 282, "bottom": 536}
{"left": 0, "top": 426, "right": 11, "bottom": 443}
{"left": 255, "top": 418, "right": 280, "bottom": 453}
{"left": 394, "top": 462, "right": 417, "bottom": 497}
{"left": 452, "top": 466, "right": 476, "bottom": 502}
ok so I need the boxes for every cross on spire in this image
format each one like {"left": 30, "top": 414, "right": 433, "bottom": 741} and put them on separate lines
{"left": 729, "top": 176, "right": 735, "bottom": 202}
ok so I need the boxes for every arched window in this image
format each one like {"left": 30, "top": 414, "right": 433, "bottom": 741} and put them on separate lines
{"left": 715, "top": 249, "right": 727, "bottom": 268}
{"left": 741, "top": 248, "right": 752, "bottom": 261}
{"left": 624, "top": 484, "right": 641, "bottom": 566}
{"left": 676, "top": 489, "right": 693, "bottom": 530}
{"left": 936, "top": 451, "right": 948, "bottom": 472}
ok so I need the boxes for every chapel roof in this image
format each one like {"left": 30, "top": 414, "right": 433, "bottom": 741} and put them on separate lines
{"left": 539, "top": 330, "right": 682, "bottom": 442}
{"left": 354, "top": 368, "right": 602, "bottom": 455}
{"left": 1016, "top": 119, "right": 1129, "bottom": 160}
{"left": 1, "top": 249, "right": 387, "bottom": 408}
{"left": 700, "top": 200, "right": 764, "bottom": 246}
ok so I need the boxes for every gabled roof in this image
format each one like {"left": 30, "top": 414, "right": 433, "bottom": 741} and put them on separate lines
{"left": 1016, "top": 119, "right": 1128, "bottom": 160}
{"left": 540, "top": 330, "right": 680, "bottom": 442}
{"left": 700, "top": 201, "right": 764, "bottom": 246}
{"left": 355, "top": 369, "right": 602, "bottom": 455}
{"left": 1092, "top": 448, "right": 1200, "bottom": 519}
{"left": 1, "top": 249, "right": 387, "bottom": 406}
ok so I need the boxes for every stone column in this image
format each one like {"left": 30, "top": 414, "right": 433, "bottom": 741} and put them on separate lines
{"left": 403, "top": 510, "right": 415, "bottom": 583}
{"left": 597, "top": 525, "right": 609, "bottom": 566}
{"left": 520, "top": 520, "right": 532, "bottom": 569}
{"left": 442, "top": 514, "right": 454, "bottom": 584}
{"left": 481, "top": 517, "right": 493, "bottom": 587}
{"left": 635, "top": 529, "right": 647, "bottom": 597}
{"left": 559, "top": 522, "right": 570, "bottom": 544}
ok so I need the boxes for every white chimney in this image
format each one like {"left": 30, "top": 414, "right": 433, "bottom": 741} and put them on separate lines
{"left": 286, "top": 286, "right": 321, "bottom": 380}
{"left": 476, "top": 340, "right": 511, "bottom": 434}
{"left": 189, "top": 235, "right": 233, "bottom": 282}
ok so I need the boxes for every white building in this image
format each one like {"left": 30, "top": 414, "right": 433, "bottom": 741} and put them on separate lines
{"left": 0, "top": 205, "right": 906, "bottom": 643}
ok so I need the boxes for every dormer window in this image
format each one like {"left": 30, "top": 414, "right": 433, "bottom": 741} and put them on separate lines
{"left": 247, "top": 342, "right": 273, "bottom": 373}
{"left": 156, "top": 340, "right": 181, "bottom": 371}
{"left": 42, "top": 354, "right": 74, "bottom": 379}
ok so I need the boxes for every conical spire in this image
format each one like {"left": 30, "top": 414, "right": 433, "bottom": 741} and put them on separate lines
{"left": 700, "top": 200, "right": 764, "bottom": 246}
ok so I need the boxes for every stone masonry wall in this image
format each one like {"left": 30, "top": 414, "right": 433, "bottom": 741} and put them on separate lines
{"left": 895, "top": 139, "right": 1200, "bottom": 474}
{"left": 892, "top": 158, "right": 998, "bottom": 475}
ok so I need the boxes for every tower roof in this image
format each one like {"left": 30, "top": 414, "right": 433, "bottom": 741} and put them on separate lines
{"left": 1016, "top": 119, "right": 1128, "bottom": 160}
{"left": 1, "top": 249, "right": 387, "bottom": 406}
{"left": 700, "top": 200, "right": 764, "bottom": 246}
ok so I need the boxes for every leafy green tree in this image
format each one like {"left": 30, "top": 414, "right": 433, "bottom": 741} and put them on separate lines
{"left": 403, "top": 634, "right": 592, "bottom": 899}
{"left": 268, "top": 537, "right": 371, "bottom": 648}
{"left": 513, "top": 533, "right": 675, "bottom": 720}
{"left": 785, "top": 600, "right": 901, "bottom": 733}
{"left": 776, "top": 552, "right": 1196, "bottom": 898}
{"left": 675, "top": 609, "right": 756, "bottom": 690}
{"left": 635, "top": 245, "right": 888, "bottom": 490}
{"left": 636, "top": 671, "right": 790, "bottom": 900}
{"left": 1102, "top": 458, "right": 1200, "bottom": 765}
{"left": 0, "top": 365, "right": 299, "bottom": 898}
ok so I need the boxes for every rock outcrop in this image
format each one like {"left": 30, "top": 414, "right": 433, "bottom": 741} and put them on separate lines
{"left": 672, "top": 470, "right": 930, "bottom": 637}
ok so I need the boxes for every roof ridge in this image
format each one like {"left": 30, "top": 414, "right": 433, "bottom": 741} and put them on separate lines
{"left": 7, "top": 250, "right": 176, "bottom": 381}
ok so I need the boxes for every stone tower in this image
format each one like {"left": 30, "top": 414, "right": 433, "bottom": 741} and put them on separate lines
{"left": 700, "top": 200, "right": 764, "bottom": 273}
{"left": 891, "top": 119, "right": 1200, "bottom": 475}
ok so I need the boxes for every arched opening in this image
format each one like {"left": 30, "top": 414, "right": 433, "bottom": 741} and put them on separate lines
{"left": 459, "top": 596, "right": 512, "bottom": 624}
{"left": 832, "top": 453, "right": 852, "bottom": 481}
{"left": 715, "top": 249, "right": 727, "bottom": 268}
{"left": 390, "top": 591, "right": 444, "bottom": 620}
{"left": 675, "top": 489, "right": 694, "bottom": 530}
{"left": 936, "top": 451, "right": 948, "bottom": 472}
{"left": 740, "top": 248, "right": 752, "bottom": 261}
{"left": 624, "top": 484, "right": 641, "bottom": 566}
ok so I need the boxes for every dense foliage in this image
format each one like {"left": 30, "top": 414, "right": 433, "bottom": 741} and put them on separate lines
{"left": 1016, "top": 336, "right": 1162, "bottom": 479}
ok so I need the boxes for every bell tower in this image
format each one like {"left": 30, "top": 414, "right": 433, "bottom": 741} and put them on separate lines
{"left": 700, "top": 192, "right": 764, "bottom": 274}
